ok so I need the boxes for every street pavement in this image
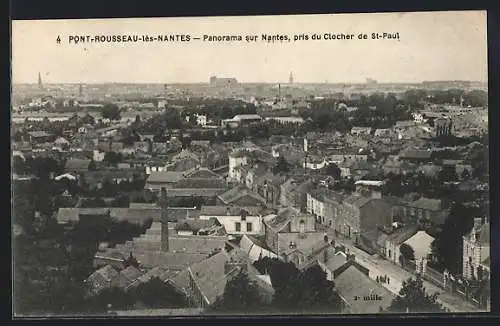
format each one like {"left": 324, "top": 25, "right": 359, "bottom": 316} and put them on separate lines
{"left": 334, "top": 238, "right": 482, "bottom": 313}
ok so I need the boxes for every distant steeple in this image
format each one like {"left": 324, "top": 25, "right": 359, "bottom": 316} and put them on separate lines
{"left": 289, "top": 72, "right": 294, "bottom": 84}
{"left": 38, "top": 72, "right": 43, "bottom": 90}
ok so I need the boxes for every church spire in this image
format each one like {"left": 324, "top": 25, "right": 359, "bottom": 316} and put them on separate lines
{"left": 38, "top": 72, "right": 43, "bottom": 90}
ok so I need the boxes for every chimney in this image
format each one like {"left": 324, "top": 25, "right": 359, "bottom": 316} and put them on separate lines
{"left": 473, "top": 217, "right": 483, "bottom": 230}
{"left": 160, "top": 187, "right": 169, "bottom": 252}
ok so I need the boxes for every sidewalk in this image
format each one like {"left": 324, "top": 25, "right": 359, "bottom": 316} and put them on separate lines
{"left": 335, "top": 238, "right": 481, "bottom": 312}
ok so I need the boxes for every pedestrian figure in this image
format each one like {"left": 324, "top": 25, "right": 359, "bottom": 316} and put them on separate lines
{"left": 388, "top": 277, "right": 390, "bottom": 284}
{"left": 376, "top": 276, "right": 380, "bottom": 283}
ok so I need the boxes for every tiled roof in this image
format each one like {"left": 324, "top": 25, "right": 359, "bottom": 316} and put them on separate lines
{"left": 335, "top": 265, "right": 394, "bottom": 314}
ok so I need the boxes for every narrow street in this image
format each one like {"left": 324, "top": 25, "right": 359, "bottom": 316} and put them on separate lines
{"left": 335, "top": 238, "right": 481, "bottom": 313}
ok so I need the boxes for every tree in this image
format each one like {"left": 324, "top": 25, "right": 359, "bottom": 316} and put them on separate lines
{"left": 432, "top": 202, "right": 476, "bottom": 273}
{"left": 103, "top": 151, "right": 122, "bottom": 166}
{"left": 399, "top": 243, "right": 415, "bottom": 266}
{"left": 273, "top": 156, "right": 290, "bottom": 174}
{"left": 134, "top": 277, "right": 189, "bottom": 309}
{"left": 322, "top": 163, "right": 341, "bottom": 179}
{"left": 101, "top": 104, "right": 121, "bottom": 120}
{"left": 209, "top": 270, "right": 266, "bottom": 313}
{"left": 253, "top": 257, "right": 342, "bottom": 313}
{"left": 387, "top": 276, "right": 444, "bottom": 313}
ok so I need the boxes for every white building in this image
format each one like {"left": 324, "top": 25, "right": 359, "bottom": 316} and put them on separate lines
{"left": 228, "top": 150, "right": 248, "bottom": 181}
{"left": 199, "top": 206, "right": 263, "bottom": 235}
{"left": 303, "top": 156, "right": 326, "bottom": 170}
{"left": 93, "top": 150, "right": 106, "bottom": 162}
{"left": 194, "top": 114, "right": 207, "bottom": 127}
{"left": 463, "top": 218, "right": 490, "bottom": 281}
{"left": 403, "top": 231, "right": 435, "bottom": 274}
{"left": 412, "top": 112, "right": 424, "bottom": 124}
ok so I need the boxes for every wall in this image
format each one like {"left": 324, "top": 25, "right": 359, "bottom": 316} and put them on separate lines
{"left": 216, "top": 215, "right": 263, "bottom": 235}
{"left": 228, "top": 156, "right": 247, "bottom": 181}
{"left": 290, "top": 214, "right": 315, "bottom": 233}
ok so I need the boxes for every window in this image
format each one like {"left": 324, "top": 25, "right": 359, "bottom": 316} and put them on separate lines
{"left": 235, "top": 222, "right": 241, "bottom": 232}
{"left": 299, "top": 220, "right": 305, "bottom": 233}
{"left": 246, "top": 222, "right": 253, "bottom": 232}
{"left": 418, "top": 209, "right": 423, "bottom": 218}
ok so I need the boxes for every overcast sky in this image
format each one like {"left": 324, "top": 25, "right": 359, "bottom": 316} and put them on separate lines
{"left": 12, "top": 10, "right": 487, "bottom": 84}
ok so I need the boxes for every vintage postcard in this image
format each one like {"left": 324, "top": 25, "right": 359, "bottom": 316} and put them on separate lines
{"left": 11, "top": 10, "right": 489, "bottom": 317}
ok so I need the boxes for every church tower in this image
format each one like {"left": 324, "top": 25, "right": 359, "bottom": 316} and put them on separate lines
{"left": 159, "top": 187, "right": 169, "bottom": 252}
{"left": 38, "top": 72, "right": 43, "bottom": 90}
{"left": 289, "top": 72, "right": 294, "bottom": 84}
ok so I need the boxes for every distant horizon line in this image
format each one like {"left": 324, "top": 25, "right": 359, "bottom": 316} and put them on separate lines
{"left": 13, "top": 79, "right": 488, "bottom": 86}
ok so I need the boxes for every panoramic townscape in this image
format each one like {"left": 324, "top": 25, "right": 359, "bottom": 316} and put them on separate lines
{"left": 12, "top": 75, "right": 490, "bottom": 316}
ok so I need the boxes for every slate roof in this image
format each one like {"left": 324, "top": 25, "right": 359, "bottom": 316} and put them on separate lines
{"left": 147, "top": 171, "right": 185, "bottom": 184}
{"left": 97, "top": 141, "right": 125, "bottom": 152}
{"left": 335, "top": 265, "right": 394, "bottom": 314}
{"left": 56, "top": 207, "right": 162, "bottom": 224}
{"left": 174, "top": 178, "right": 227, "bottom": 189}
{"left": 403, "top": 231, "right": 435, "bottom": 258}
{"left": 172, "top": 248, "right": 274, "bottom": 306}
{"left": 319, "top": 250, "right": 350, "bottom": 274}
{"left": 382, "top": 225, "right": 419, "bottom": 246}
{"left": 278, "top": 232, "right": 330, "bottom": 256}
{"left": 119, "top": 265, "right": 144, "bottom": 286}
{"left": 28, "top": 131, "right": 53, "bottom": 138}
{"left": 174, "top": 219, "right": 218, "bottom": 233}
{"left": 163, "top": 188, "right": 226, "bottom": 197}
{"left": 64, "top": 158, "right": 91, "bottom": 172}
{"left": 408, "top": 198, "right": 442, "bottom": 211}
{"left": 263, "top": 207, "right": 299, "bottom": 231}
{"left": 183, "top": 168, "right": 221, "bottom": 179}
{"left": 395, "top": 121, "right": 418, "bottom": 128}
{"left": 217, "top": 185, "right": 266, "bottom": 205}
{"left": 399, "top": 150, "right": 432, "bottom": 160}
{"left": 343, "top": 195, "right": 374, "bottom": 208}
{"left": 199, "top": 205, "right": 263, "bottom": 217}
